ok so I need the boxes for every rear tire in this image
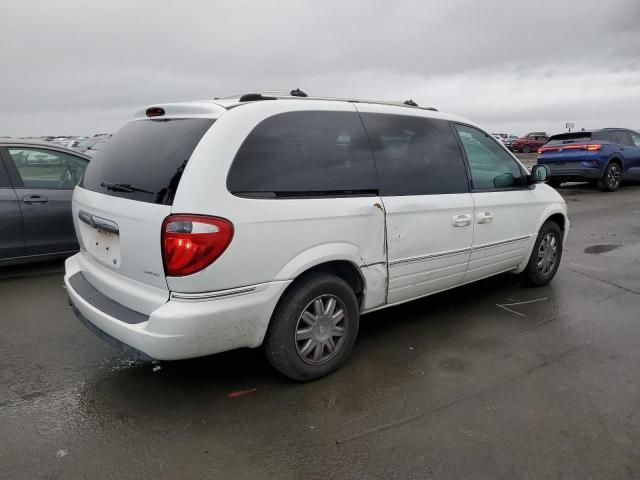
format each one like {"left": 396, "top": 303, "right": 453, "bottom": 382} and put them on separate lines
{"left": 263, "top": 272, "right": 359, "bottom": 381}
{"left": 522, "top": 145, "right": 532, "bottom": 153}
{"left": 523, "top": 221, "right": 563, "bottom": 286}
{"left": 598, "top": 162, "right": 622, "bottom": 192}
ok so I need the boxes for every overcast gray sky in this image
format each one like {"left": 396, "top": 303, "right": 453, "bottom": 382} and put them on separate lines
{"left": 2, "top": 0, "right": 639, "bottom": 137}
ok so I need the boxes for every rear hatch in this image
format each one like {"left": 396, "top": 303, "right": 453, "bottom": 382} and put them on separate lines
{"left": 73, "top": 116, "right": 216, "bottom": 313}
{"left": 538, "top": 132, "right": 593, "bottom": 163}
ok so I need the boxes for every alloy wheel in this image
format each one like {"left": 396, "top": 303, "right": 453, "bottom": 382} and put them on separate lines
{"left": 537, "top": 232, "right": 559, "bottom": 276}
{"left": 295, "top": 295, "right": 347, "bottom": 365}
{"left": 606, "top": 164, "right": 621, "bottom": 189}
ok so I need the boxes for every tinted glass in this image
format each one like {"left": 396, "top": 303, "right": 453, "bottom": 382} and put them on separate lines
{"left": 630, "top": 132, "right": 640, "bottom": 147}
{"left": 0, "top": 152, "right": 11, "bottom": 187}
{"left": 614, "top": 130, "right": 635, "bottom": 147}
{"left": 455, "top": 124, "right": 524, "bottom": 190}
{"left": 592, "top": 131, "right": 614, "bottom": 142}
{"left": 227, "top": 111, "right": 378, "bottom": 196}
{"left": 547, "top": 132, "right": 592, "bottom": 145}
{"left": 8, "top": 148, "right": 87, "bottom": 190}
{"left": 360, "top": 113, "right": 468, "bottom": 196}
{"left": 81, "top": 118, "right": 214, "bottom": 205}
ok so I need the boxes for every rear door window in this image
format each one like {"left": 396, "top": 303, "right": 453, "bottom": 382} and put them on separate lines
{"left": 81, "top": 118, "right": 214, "bottom": 205}
{"left": 359, "top": 113, "right": 469, "bottom": 196}
{"left": 8, "top": 148, "right": 87, "bottom": 189}
{"left": 227, "top": 111, "right": 378, "bottom": 197}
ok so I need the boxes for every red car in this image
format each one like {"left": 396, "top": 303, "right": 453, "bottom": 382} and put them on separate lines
{"left": 510, "top": 132, "right": 549, "bottom": 153}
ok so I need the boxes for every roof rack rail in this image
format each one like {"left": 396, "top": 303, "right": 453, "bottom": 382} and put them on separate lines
{"left": 238, "top": 93, "right": 277, "bottom": 102}
{"left": 217, "top": 92, "right": 440, "bottom": 112}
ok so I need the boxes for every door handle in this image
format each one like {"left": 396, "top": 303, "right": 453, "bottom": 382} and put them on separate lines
{"left": 452, "top": 213, "right": 472, "bottom": 227}
{"left": 477, "top": 211, "right": 494, "bottom": 224}
{"left": 22, "top": 195, "right": 49, "bottom": 205}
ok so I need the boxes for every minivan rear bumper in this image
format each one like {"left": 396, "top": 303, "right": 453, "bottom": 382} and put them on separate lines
{"left": 65, "top": 254, "right": 290, "bottom": 361}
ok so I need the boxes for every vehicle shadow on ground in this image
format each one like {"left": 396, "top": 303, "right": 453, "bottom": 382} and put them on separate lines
{"left": 0, "top": 259, "right": 65, "bottom": 281}
{"left": 77, "top": 272, "right": 537, "bottom": 425}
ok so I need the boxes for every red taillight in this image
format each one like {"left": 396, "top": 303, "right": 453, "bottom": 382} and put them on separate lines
{"left": 161, "top": 215, "right": 233, "bottom": 277}
{"left": 539, "top": 143, "right": 602, "bottom": 153}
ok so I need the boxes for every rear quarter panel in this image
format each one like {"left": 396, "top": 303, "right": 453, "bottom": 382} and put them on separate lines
{"left": 169, "top": 101, "right": 387, "bottom": 300}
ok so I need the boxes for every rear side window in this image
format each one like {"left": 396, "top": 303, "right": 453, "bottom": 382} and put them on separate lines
{"left": 592, "top": 131, "right": 614, "bottom": 142}
{"left": 81, "top": 118, "right": 214, "bottom": 205}
{"left": 227, "top": 111, "right": 378, "bottom": 197}
{"left": 359, "top": 113, "right": 469, "bottom": 196}
{"left": 613, "top": 130, "right": 635, "bottom": 147}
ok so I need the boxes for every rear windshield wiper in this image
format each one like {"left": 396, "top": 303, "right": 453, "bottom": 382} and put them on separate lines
{"left": 100, "top": 182, "right": 154, "bottom": 194}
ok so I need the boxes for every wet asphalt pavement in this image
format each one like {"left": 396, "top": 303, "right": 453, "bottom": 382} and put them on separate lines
{"left": 2, "top": 182, "right": 640, "bottom": 479}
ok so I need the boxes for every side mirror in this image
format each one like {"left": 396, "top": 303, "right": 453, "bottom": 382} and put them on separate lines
{"left": 530, "top": 164, "right": 549, "bottom": 183}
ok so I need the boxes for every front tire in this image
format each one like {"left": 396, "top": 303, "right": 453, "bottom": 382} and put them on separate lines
{"left": 522, "top": 145, "right": 532, "bottom": 153}
{"left": 523, "top": 221, "right": 563, "bottom": 286}
{"left": 598, "top": 162, "right": 622, "bottom": 192}
{"left": 263, "top": 272, "right": 359, "bottom": 381}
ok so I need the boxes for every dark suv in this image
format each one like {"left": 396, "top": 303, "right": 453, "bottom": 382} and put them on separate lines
{"left": 537, "top": 129, "right": 640, "bottom": 191}
{"left": 511, "top": 132, "right": 549, "bottom": 153}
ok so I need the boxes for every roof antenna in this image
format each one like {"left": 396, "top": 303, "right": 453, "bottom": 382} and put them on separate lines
{"left": 290, "top": 88, "right": 308, "bottom": 97}
{"left": 404, "top": 99, "right": 418, "bottom": 107}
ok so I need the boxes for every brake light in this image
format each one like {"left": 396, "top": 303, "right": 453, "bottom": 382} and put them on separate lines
{"left": 539, "top": 143, "right": 602, "bottom": 153}
{"left": 162, "top": 215, "right": 233, "bottom": 276}
{"left": 146, "top": 107, "right": 165, "bottom": 117}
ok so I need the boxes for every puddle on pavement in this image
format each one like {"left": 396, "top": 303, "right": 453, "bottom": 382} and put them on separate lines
{"left": 584, "top": 244, "right": 621, "bottom": 254}
{"left": 584, "top": 243, "right": 640, "bottom": 260}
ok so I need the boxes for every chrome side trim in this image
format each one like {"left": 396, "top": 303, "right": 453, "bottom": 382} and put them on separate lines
{"left": 472, "top": 235, "right": 532, "bottom": 251}
{"left": 171, "top": 286, "right": 257, "bottom": 301}
{"left": 389, "top": 235, "right": 533, "bottom": 268}
{"left": 390, "top": 247, "right": 472, "bottom": 267}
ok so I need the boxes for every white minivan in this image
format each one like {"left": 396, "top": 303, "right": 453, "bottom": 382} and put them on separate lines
{"left": 65, "top": 92, "right": 568, "bottom": 381}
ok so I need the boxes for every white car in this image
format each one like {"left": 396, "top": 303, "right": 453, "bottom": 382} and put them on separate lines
{"left": 65, "top": 92, "right": 568, "bottom": 381}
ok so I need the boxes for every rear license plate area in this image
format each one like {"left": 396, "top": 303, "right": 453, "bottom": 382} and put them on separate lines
{"left": 85, "top": 226, "right": 121, "bottom": 268}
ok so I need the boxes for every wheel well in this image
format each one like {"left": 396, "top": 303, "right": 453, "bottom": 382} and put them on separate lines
{"left": 546, "top": 213, "right": 565, "bottom": 234}
{"left": 608, "top": 157, "right": 623, "bottom": 168}
{"left": 289, "top": 261, "right": 365, "bottom": 308}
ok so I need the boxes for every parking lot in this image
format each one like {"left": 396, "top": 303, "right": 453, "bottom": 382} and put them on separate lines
{"left": 1, "top": 173, "right": 640, "bottom": 479}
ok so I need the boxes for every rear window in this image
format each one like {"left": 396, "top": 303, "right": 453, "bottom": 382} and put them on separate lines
{"left": 227, "top": 111, "right": 378, "bottom": 197}
{"left": 547, "top": 132, "right": 592, "bottom": 145}
{"left": 81, "top": 118, "right": 214, "bottom": 205}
